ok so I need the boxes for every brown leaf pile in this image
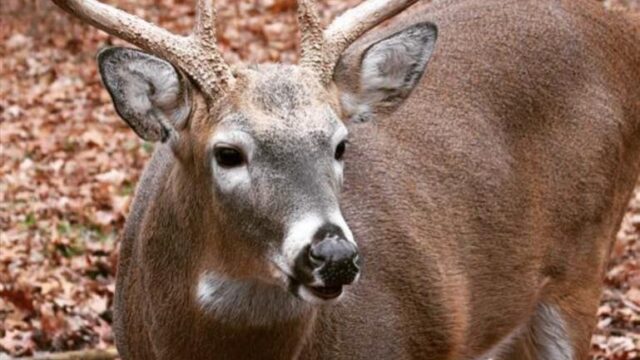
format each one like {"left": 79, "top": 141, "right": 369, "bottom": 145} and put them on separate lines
{"left": 591, "top": 186, "right": 640, "bottom": 359}
{"left": 0, "top": 0, "right": 638, "bottom": 358}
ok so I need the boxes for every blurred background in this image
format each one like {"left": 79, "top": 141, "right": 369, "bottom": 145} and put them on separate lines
{"left": 0, "top": 0, "right": 638, "bottom": 358}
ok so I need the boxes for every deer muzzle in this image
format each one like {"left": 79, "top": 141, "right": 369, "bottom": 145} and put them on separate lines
{"left": 292, "top": 222, "right": 361, "bottom": 302}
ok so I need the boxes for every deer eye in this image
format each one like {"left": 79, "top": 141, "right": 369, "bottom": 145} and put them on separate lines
{"left": 335, "top": 140, "right": 347, "bottom": 161}
{"left": 214, "top": 146, "right": 245, "bottom": 168}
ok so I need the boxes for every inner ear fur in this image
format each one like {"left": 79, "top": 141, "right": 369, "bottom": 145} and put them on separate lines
{"left": 98, "top": 47, "right": 192, "bottom": 142}
{"left": 335, "top": 22, "right": 438, "bottom": 122}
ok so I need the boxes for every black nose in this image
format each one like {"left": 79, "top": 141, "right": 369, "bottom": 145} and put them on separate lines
{"left": 308, "top": 224, "right": 360, "bottom": 286}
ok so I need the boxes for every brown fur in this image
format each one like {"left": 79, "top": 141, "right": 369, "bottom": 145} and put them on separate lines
{"left": 113, "top": 0, "right": 640, "bottom": 359}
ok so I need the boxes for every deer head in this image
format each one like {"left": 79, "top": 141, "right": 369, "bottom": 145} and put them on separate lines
{"left": 53, "top": 0, "right": 437, "bottom": 305}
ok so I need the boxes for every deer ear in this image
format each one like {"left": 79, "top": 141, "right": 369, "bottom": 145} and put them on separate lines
{"left": 98, "top": 47, "right": 191, "bottom": 142}
{"left": 339, "top": 22, "right": 437, "bottom": 122}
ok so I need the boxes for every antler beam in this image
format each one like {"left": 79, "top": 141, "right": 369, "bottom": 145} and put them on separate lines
{"left": 52, "top": 0, "right": 234, "bottom": 98}
{"left": 298, "top": 0, "right": 419, "bottom": 85}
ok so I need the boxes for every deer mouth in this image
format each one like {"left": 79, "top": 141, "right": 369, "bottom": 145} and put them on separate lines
{"left": 286, "top": 275, "right": 345, "bottom": 303}
{"left": 305, "top": 284, "right": 343, "bottom": 300}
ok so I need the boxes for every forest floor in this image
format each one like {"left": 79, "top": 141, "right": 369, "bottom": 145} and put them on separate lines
{"left": 1, "top": 0, "right": 638, "bottom": 358}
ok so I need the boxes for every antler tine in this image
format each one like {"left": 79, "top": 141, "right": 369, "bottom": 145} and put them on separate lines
{"left": 52, "top": 0, "right": 233, "bottom": 98}
{"left": 298, "top": 0, "right": 419, "bottom": 85}
{"left": 191, "top": 0, "right": 234, "bottom": 92}
{"left": 297, "top": 0, "right": 326, "bottom": 78}
{"left": 194, "top": 0, "right": 217, "bottom": 43}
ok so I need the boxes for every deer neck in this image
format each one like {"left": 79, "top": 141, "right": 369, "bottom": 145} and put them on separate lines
{"left": 194, "top": 271, "right": 314, "bottom": 327}
{"left": 186, "top": 272, "right": 317, "bottom": 357}
{"left": 151, "top": 163, "right": 319, "bottom": 356}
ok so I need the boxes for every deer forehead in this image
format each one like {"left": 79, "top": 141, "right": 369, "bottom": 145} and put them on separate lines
{"left": 213, "top": 65, "right": 345, "bottom": 144}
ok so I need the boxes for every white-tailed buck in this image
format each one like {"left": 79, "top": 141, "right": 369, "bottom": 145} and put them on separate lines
{"left": 52, "top": 0, "right": 640, "bottom": 358}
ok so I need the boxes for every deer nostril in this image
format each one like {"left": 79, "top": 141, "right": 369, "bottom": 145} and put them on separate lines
{"left": 309, "top": 248, "right": 325, "bottom": 267}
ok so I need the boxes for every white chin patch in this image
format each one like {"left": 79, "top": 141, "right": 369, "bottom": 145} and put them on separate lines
{"left": 196, "top": 271, "right": 309, "bottom": 326}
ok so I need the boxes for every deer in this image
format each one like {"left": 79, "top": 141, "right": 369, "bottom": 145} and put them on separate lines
{"left": 50, "top": 0, "right": 640, "bottom": 358}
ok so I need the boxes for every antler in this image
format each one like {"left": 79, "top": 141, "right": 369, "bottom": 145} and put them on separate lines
{"left": 52, "top": 0, "right": 234, "bottom": 99}
{"left": 298, "top": 0, "right": 419, "bottom": 85}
